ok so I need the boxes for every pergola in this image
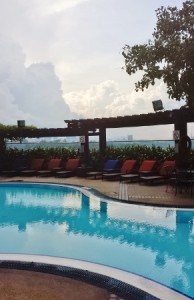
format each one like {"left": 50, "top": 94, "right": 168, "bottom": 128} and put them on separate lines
{"left": 0, "top": 107, "right": 193, "bottom": 168}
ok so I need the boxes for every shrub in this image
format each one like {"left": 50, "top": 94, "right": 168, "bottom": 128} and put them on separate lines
{"left": 2, "top": 144, "right": 193, "bottom": 170}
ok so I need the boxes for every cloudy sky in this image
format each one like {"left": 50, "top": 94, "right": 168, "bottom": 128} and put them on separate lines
{"left": 0, "top": 0, "right": 191, "bottom": 140}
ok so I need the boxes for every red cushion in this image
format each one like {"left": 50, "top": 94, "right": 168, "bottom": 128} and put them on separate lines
{"left": 139, "top": 160, "right": 156, "bottom": 172}
{"left": 47, "top": 158, "right": 62, "bottom": 170}
{"left": 31, "top": 159, "right": 45, "bottom": 170}
{"left": 121, "top": 160, "right": 137, "bottom": 174}
{"left": 65, "top": 159, "right": 80, "bottom": 171}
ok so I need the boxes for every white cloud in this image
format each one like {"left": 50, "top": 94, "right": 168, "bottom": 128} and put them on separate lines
{"left": 0, "top": 84, "right": 32, "bottom": 124}
{"left": 0, "top": 35, "right": 78, "bottom": 127}
{"left": 64, "top": 79, "right": 185, "bottom": 119}
{"left": 26, "top": 0, "right": 90, "bottom": 16}
{"left": 0, "top": 0, "right": 190, "bottom": 139}
{"left": 64, "top": 79, "right": 188, "bottom": 140}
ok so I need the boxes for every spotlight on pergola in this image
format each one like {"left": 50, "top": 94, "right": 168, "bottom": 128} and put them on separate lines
{"left": 17, "top": 120, "right": 25, "bottom": 128}
{"left": 152, "top": 100, "right": 164, "bottom": 112}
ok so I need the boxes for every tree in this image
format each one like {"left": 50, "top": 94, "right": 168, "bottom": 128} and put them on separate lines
{"left": 122, "top": 1, "right": 194, "bottom": 109}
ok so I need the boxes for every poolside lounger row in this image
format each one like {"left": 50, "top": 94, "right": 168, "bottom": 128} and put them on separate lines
{"left": 91, "top": 159, "right": 175, "bottom": 185}
{"left": 119, "top": 160, "right": 157, "bottom": 182}
{"left": 0, "top": 158, "right": 81, "bottom": 178}
{"left": 101, "top": 159, "right": 137, "bottom": 180}
{"left": 139, "top": 160, "right": 175, "bottom": 184}
{"left": 85, "top": 159, "right": 157, "bottom": 181}
{"left": 86, "top": 159, "right": 121, "bottom": 179}
{"left": 0, "top": 157, "right": 176, "bottom": 186}
{"left": 1, "top": 157, "right": 28, "bottom": 177}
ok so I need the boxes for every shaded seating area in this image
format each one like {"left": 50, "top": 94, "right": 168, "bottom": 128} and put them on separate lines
{"left": 1, "top": 157, "right": 28, "bottom": 177}
{"left": 139, "top": 160, "right": 175, "bottom": 185}
{"left": 37, "top": 158, "right": 62, "bottom": 177}
{"left": 20, "top": 158, "right": 45, "bottom": 176}
{"left": 173, "top": 169, "right": 194, "bottom": 196}
{"left": 102, "top": 159, "right": 137, "bottom": 180}
{"left": 120, "top": 160, "right": 157, "bottom": 182}
{"left": 55, "top": 158, "right": 81, "bottom": 178}
{"left": 86, "top": 159, "right": 120, "bottom": 179}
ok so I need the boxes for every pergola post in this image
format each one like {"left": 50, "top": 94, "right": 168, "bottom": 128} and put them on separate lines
{"left": 99, "top": 127, "right": 106, "bottom": 151}
{"left": 80, "top": 132, "right": 89, "bottom": 166}
{"left": 174, "top": 112, "right": 190, "bottom": 169}
{"left": 0, "top": 136, "right": 6, "bottom": 151}
{"left": 0, "top": 134, "right": 6, "bottom": 170}
{"left": 84, "top": 133, "right": 89, "bottom": 164}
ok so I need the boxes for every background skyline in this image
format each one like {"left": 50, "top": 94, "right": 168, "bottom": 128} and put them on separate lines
{"left": 0, "top": 0, "right": 192, "bottom": 140}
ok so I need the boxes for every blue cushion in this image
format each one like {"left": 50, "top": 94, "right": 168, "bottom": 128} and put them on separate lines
{"left": 103, "top": 160, "right": 119, "bottom": 171}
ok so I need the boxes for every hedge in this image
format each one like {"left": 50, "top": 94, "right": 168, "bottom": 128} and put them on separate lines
{"left": 2, "top": 144, "right": 194, "bottom": 171}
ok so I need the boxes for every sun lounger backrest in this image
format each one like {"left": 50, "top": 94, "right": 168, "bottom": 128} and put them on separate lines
{"left": 139, "top": 160, "right": 156, "bottom": 172}
{"left": 47, "top": 158, "right": 62, "bottom": 170}
{"left": 103, "top": 160, "right": 119, "bottom": 171}
{"left": 159, "top": 160, "right": 175, "bottom": 176}
{"left": 65, "top": 158, "right": 80, "bottom": 171}
{"left": 13, "top": 157, "right": 28, "bottom": 171}
{"left": 120, "top": 160, "right": 137, "bottom": 174}
{"left": 30, "top": 159, "right": 45, "bottom": 170}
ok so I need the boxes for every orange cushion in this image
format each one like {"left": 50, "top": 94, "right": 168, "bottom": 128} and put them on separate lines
{"left": 65, "top": 159, "right": 80, "bottom": 171}
{"left": 121, "top": 160, "right": 137, "bottom": 174}
{"left": 159, "top": 160, "right": 175, "bottom": 176}
{"left": 31, "top": 159, "right": 45, "bottom": 170}
{"left": 47, "top": 158, "right": 62, "bottom": 170}
{"left": 139, "top": 160, "right": 156, "bottom": 172}
{"left": 163, "top": 160, "right": 175, "bottom": 167}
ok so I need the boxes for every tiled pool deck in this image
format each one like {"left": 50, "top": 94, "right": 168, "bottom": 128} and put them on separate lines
{"left": 1, "top": 174, "right": 194, "bottom": 207}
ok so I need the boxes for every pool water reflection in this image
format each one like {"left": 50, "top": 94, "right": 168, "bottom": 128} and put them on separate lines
{"left": 0, "top": 182, "right": 193, "bottom": 298}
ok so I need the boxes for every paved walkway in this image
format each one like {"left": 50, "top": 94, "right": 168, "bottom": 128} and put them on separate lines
{"left": 1, "top": 175, "right": 194, "bottom": 207}
{"left": 0, "top": 269, "right": 113, "bottom": 300}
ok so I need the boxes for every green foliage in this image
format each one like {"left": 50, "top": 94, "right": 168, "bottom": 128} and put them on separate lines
{"left": 0, "top": 123, "right": 36, "bottom": 130}
{"left": 90, "top": 145, "right": 175, "bottom": 164}
{"left": 4, "top": 144, "right": 194, "bottom": 171}
{"left": 0, "top": 123, "right": 37, "bottom": 142}
{"left": 2, "top": 147, "right": 78, "bottom": 165}
{"left": 122, "top": 1, "right": 194, "bottom": 109}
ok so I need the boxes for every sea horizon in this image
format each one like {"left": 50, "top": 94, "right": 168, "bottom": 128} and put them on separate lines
{"left": 7, "top": 139, "right": 194, "bottom": 150}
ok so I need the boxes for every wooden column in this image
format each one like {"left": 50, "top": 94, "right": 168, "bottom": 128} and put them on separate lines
{"left": 84, "top": 133, "right": 89, "bottom": 165}
{"left": 0, "top": 136, "right": 6, "bottom": 152}
{"left": 0, "top": 134, "right": 6, "bottom": 170}
{"left": 80, "top": 132, "right": 89, "bottom": 166}
{"left": 174, "top": 111, "right": 189, "bottom": 169}
{"left": 99, "top": 127, "right": 106, "bottom": 151}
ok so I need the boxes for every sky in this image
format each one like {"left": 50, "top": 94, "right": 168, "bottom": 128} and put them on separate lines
{"left": 0, "top": 0, "right": 192, "bottom": 140}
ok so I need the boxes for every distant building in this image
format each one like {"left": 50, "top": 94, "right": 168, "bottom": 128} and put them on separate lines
{"left": 128, "top": 135, "right": 133, "bottom": 141}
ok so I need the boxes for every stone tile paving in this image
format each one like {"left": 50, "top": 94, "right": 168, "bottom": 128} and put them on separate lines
{"left": 1, "top": 174, "right": 194, "bottom": 207}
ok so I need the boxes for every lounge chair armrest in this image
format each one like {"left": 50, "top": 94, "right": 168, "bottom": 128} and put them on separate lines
{"left": 103, "top": 168, "right": 120, "bottom": 173}
{"left": 139, "top": 171, "right": 156, "bottom": 176}
{"left": 52, "top": 167, "right": 64, "bottom": 172}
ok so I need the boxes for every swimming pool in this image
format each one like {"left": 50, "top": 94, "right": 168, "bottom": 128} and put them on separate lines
{"left": 0, "top": 182, "right": 193, "bottom": 299}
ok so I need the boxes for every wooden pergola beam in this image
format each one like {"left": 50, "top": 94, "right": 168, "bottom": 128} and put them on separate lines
{"left": 0, "top": 108, "right": 193, "bottom": 168}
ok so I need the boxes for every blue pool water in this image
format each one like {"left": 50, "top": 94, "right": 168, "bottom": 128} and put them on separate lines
{"left": 0, "top": 182, "right": 193, "bottom": 298}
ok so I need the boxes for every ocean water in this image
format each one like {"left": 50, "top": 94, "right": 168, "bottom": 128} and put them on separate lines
{"left": 6, "top": 140, "right": 179, "bottom": 150}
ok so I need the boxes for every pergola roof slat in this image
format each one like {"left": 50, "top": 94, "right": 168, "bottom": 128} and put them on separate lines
{"left": 1, "top": 108, "right": 194, "bottom": 139}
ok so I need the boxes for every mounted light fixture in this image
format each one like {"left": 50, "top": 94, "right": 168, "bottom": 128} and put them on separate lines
{"left": 152, "top": 100, "right": 164, "bottom": 112}
{"left": 17, "top": 120, "right": 25, "bottom": 128}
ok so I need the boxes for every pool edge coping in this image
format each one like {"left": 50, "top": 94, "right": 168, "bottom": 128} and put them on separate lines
{"left": 0, "top": 254, "right": 190, "bottom": 300}
{"left": 2, "top": 180, "right": 194, "bottom": 208}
